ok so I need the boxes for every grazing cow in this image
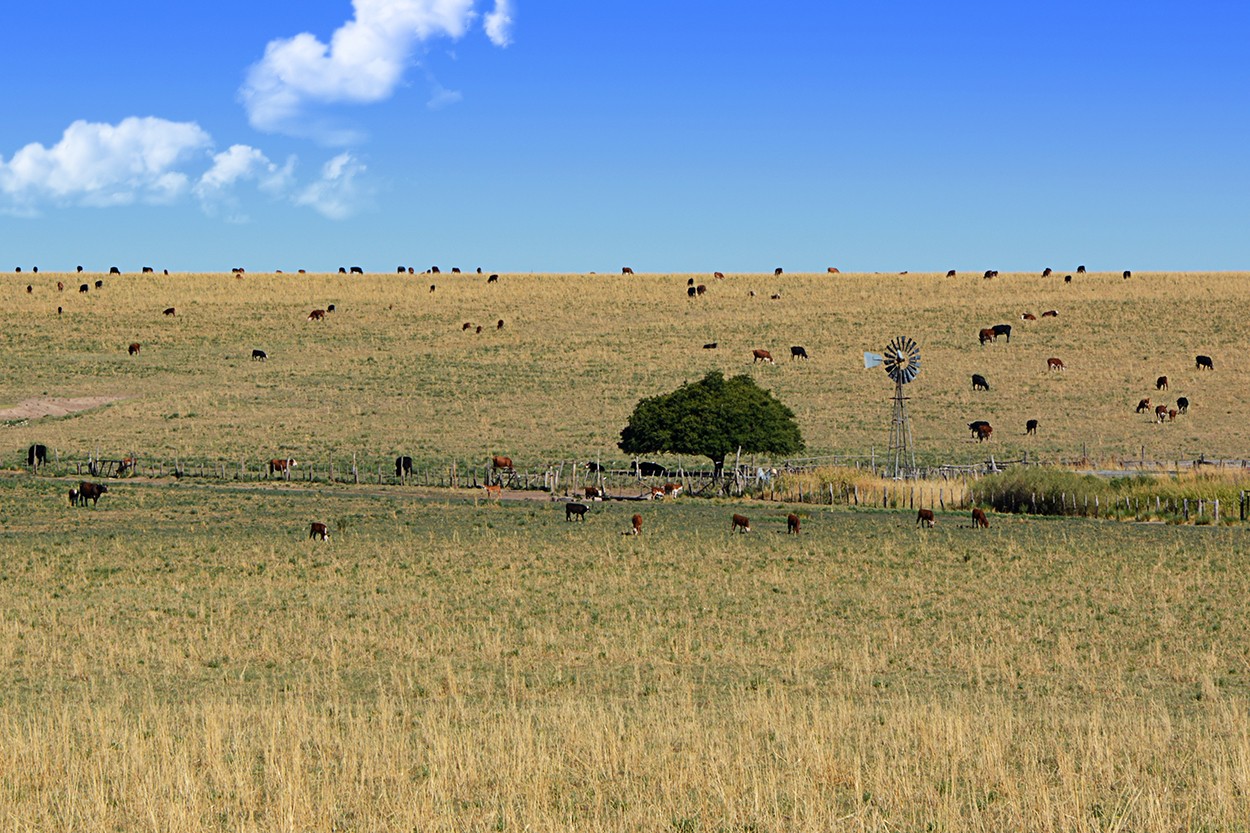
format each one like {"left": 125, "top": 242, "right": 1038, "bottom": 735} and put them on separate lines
{"left": 27, "top": 443, "right": 48, "bottom": 469}
{"left": 713, "top": 272, "right": 725, "bottom": 279}
{"left": 648, "top": 485, "right": 666, "bottom": 500}
{"left": 829, "top": 267, "right": 842, "bottom": 274}
{"left": 475, "top": 326, "right": 482, "bottom": 334}
{"left": 109, "top": 266, "right": 120, "bottom": 275}
{"left": 26, "top": 285, "right": 32, "bottom": 294}
{"left": 398, "top": 266, "right": 407, "bottom": 274}
{"left": 252, "top": 349, "right": 267, "bottom": 361}
{"left": 77, "top": 481, "right": 108, "bottom": 506}
{"left": 1077, "top": 265, "right": 1086, "bottom": 273}
{"left": 916, "top": 508, "right": 936, "bottom": 528}
{"left": 1064, "top": 275, "right": 1072, "bottom": 283}
{"left": 128, "top": 342, "right": 140, "bottom": 356}
{"left": 731, "top": 514, "right": 752, "bottom": 533}
{"left": 992, "top": 323, "right": 1012, "bottom": 342}
{"left": 967, "top": 420, "right": 991, "bottom": 439}
{"left": 770, "top": 292, "right": 782, "bottom": 300}
{"left": 451, "top": 267, "right": 461, "bottom": 274}
{"left": 476, "top": 268, "right": 482, "bottom": 274}
{"left": 774, "top": 268, "right": 783, "bottom": 276}
{"left": 430, "top": 285, "right": 436, "bottom": 293}
{"left": 1136, "top": 398, "right": 1151, "bottom": 414}
{"left": 338, "top": 267, "right": 347, "bottom": 274}
{"left": 268, "top": 458, "right": 297, "bottom": 477}
{"left": 696, "top": 284, "right": 707, "bottom": 295}
{"left": 983, "top": 270, "right": 995, "bottom": 279}
{"left": 631, "top": 461, "right": 668, "bottom": 477}
{"left": 688, "top": 286, "right": 698, "bottom": 298}
{"left": 483, "top": 483, "right": 502, "bottom": 499}
{"left": 1156, "top": 376, "right": 1168, "bottom": 391}
{"left": 142, "top": 266, "right": 154, "bottom": 273}
{"left": 752, "top": 349, "right": 775, "bottom": 364}
{"left": 972, "top": 508, "right": 989, "bottom": 528}
{"left": 787, "top": 513, "right": 801, "bottom": 534}
{"left": 492, "top": 455, "right": 513, "bottom": 471}
{"left": 68, "top": 487, "right": 79, "bottom": 506}
{"left": 629, "top": 514, "right": 643, "bottom": 535}
{"left": 163, "top": 307, "right": 176, "bottom": 316}
{"left": 663, "top": 482, "right": 683, "bottom": 497}
{"left": 326, "top": 304, "right": 336, "bottom": 313}
{"left": 1155, "top": 404, "right": 1168, "bottom": 423}
{"left": 975, "top": 424, "right": 993, "bottom": 442}
{"left": 488, "top": 274, "right": 499, "bottom": 283}
{"left": 395, "top": 455, "right": 413, "bottom": 479}
{"left": 57, "top": 282, "right": 64, "bottom": 291}
{"left": 688, "top": 278, "right": 695, "bottom": 286}
{"left": 946, "top": 269, "right": 957, "bottom": 277}
{"left": 163, "top": 269, "right": 169, "bottom": 275}
{"left": 1196, "top": 355, "right": 1214, "bottom": 371}
{"left": 408, "top": 267, "right": 415, "bottom": 275}
{"left": 566, "top": 502, "right": 589, "bottom": 522}
{"left": 1177, "top": 397, "right": 1189, "bottom": 413}
{"left": 79, "top": 284, "right": 89, "bottom": 293}
{"left": 462, "top": 322, "right": 472, "bottom": 330}
{"left": 309, "top": 522, "right": 330, "bottom": 541}
{"left": 350, "top": 266, "right": 363, "bottom": 275}
{"left": 430, "top": 266, "right": 441, "bottom": 274}
{"left": 76, "top": 266, "right": 83, "bottom": 273}
{"left": 307, "top": 309, "right": 326, "bottom": 321}
{"left": 1021, "top": 313, "right": 1036, "bottom": 321}
{"left": 1047, "top": 357, "right": 1065, "bottom": 371}
{"left": 117, "top": 456, "right": 137, "bottom": 477}
{"left": 1168, "top": 409, "right": 1178, "bottom": 421}
{"left": 1041, "top": 310, "right": 1058, "bottom": 317}
{"left": 1026, "top": 419, "right": 1039, "bottom": 435}
{"left": 585, "top": 461, "right": 603, "bottom": 473}
{"left": 497, "top": 319, "right": 504, "bottom": 330}
{"left": 979, "top": 328, "right": 997, "bottom": 346}
{"left": 1043, "top": 268, "right": 1053, "bottom": 277}
{"left": 622, "top": 267, "right": 634, "bottom": 275}
{"left": 94, "top": 280, "right": 103, "bottom": 289}
{"left": 584, "top": 486, "right": 604, "bottom": 500}
{"left": 1123, "top": 270, "right": 1132, "bottom": 279}
{"left": 790, "top": 345, "right": 809, "bottom": 360}
{"left": 972, "top": 374, "right": 990, "bottom": 391}
{"left": 703, "top": 342, "right": 718, "bottom": 349}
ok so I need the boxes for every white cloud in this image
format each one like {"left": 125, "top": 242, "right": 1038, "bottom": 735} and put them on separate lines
{"left": 0, "top": 117, "right": 366, "bottom": 221}
{"left": 294, "top": 152, "right": 369, "bottom": 219}
{"left": 0, "top": 117, "right": 211, "bottom": 208}
{"left": 240, "top": 0, "right": 514, "bottom": 138}
{"left": 483, "top": 0, "right": 514, "bottom": 46}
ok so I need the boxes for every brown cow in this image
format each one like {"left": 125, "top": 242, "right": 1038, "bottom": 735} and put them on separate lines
{"left": 622, "top": 267, "right": 634, "bottom": 275}
{"left": 163, "top": 307, "right": 176, "bottom": 316}
{"left": 1043, "top": 268, "right": 1053, "bottom": 277}
{"left": 26, "top": 285, "right": 32, "bottom": 293}
{"left": 57, "top": 281, "right": 64, "bottom": 291}
{"left": 584, "top": 486, "right": 604, "bottom": 500}
{"left": 972, "top": 508, "right": 989, "bottom": 528}
{"left": 462, "top": 322, "right": 472, "bottom": 330}
{"left": 128, "top": 342, "right": 140, "bottom": 356}
{"left": 1168, "top": 409, "right": 1178, "bottom": 421}
{"left": 979, "top": 328, "right": 997, "bottom": 345}
{"left": 713, "top": 271, "right": 725, "bottom": 279}
{"left": 309, "top": 522, "right": 330, "bottom": 541}
{"left": 1156, "top": 375, "right": 1168, "bottom": 391}
{"left": 630, "top": 514, "right": 643, "bottom": 535}
{"left": 497, "top": 319, "right": 504, "bottom": 330}
{"left": 475, "top": 326, "right": 482, "bottom": 334}
{"left": 975, "top": 424, "right": 993, "bottom": 442}
{"left": 731, "top": 514, "right": 752, "bottom": 533}
{"left": 307, "top": 309, "right": 325, "bottom": 321}
{"left": 752, "top": 349, "right": 775, "bottom": 364}
{"left": 828, "top": 267, "right": 841, "bottom": 274}
{"left": 1136, "top": 397, "right": 1151, "bottom": 414}
{"left": 483, "top": 483, "right": 502, "bottom": 500}
{"left": 1047, "top": 357, "right": 1065, "bottom": 371}
{"left": 268, "top": 457, "right": 297, "bottom": 477}
{"left": 663, "top": 482, "right": 683, "bottom": 497}
{"left": 1155, "top": 404, "right": 1168, "bottom": 423}
{"left": 77, "top": 481, "right": 108, "bottom": 506}
{"left": 492, "top": 455, "right": 513, "bottom": 471}
{"left": 1041, "top": 309, "right": 1058, "bottom": 317}
{"left": 946, "top": 269, "right": 956, "bottom": 277}
{"left": 787, "top": 513, "right": 800, "bottom": 534}
{"left": 696, "top": 284, "right": 706, "bottom": 295}
{"left": 916, "top": 508, "right": 936, "bottom": 528}
{"left": 1021, "top": 312, "right": 1036, "bottom": 321}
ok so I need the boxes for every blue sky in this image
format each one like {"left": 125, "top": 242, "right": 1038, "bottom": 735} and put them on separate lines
{"left": 1, "top": 0, "right": 1246, "bottom": 273}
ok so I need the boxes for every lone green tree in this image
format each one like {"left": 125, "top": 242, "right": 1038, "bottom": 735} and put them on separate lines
{"left": 618, "top": 371, "right": 804, "bottom": 475}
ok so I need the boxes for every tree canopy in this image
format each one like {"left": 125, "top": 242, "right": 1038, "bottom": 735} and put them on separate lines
{"left": 618, "top": 371, "right": 804, "bottom": 470}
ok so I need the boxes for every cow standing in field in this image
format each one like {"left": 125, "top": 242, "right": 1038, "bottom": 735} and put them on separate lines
{"left": 77, "top": 482, "right": 108, "bottom": 506}
{"left": 492, "top": 455, "right": 513, "bottom": 472}
{"left": 790, "top": 346, "right": 809, "bottom": 360}
{"left": 252, "top": 349, "right": 267, "bottom": 361}
{"left": 1156, "top": 376, "right": 1168, "bottom": 391}
{"left": 622, "top": 267, "right": 634, "bottom": 275}
{"left": 27, "top": 444, "right": 48, "bottom": 470}
{"left": 1136, "top": 398, "right": 1151, "bottom": 414}
{"left": 629, "top": 514, "right": 643, "bottom": 535}
{"left": 713, "top": 272, "right": 725, "bottom": 279}
{"left": 830, "top": 267, "right": 842, "bottom": 274}
{"left": 109, "top": 266, "right": 121, "bottom": 275}
{"left": 975, "top": 424, "right": 993, "bottom": 442}
{"left": 307, "top": 309, "right": 326, "bottom": 321}
{"left": 1155, "top": 405, "right": 1169, "bottom": 423}
{"left": 992, "top": 323, "right": 1012, "bottom": 342}
{"left": 631, "top": 461, "right": 668, "bottom": 477}
{"left": 972, "top": 374, "right": 990, "bottom": 391}
{"left": 916, "top": 508, "right": 936, "bottom": 528}
{"left": 979, "top": 328, "right": 996, "bottom": 346}
{"left": 1047, "top": 357, "right": 1065, "bottom": 371}
{"left": 1123, "top": 270, "right": 1132, "bottom": 279}
{"left": 1077, "top": 265, "right": 1086, "bottom": 273}
{"left": 128, "top": 342, "right": 141, "bottom": 356}
{"left": 972, "top": 508, "right": 989, "bottom": 528}
{"left": 1196, "top": 355, "right": 1214, "bottom": 371}
{"left": 584, "top": 486, "right": 604, "bottom": 500}
{"left": 395, "top": 456, "right": 413, "bottom": 480}
{"left": 1026, "top": 419, "right": 1039, "bottom": 435}
{"left": 163, "top": 307, "right": 176, "bottom": 316}
{"left": 268, "top": 458, "right": 297, "bottom": 478}
{"left": 968, "top": 420, "right": 991, "bottom": 439}
{"left": 1043, "top": 268, "right": 1053, "bottom": 277}
{"left": 787, "top": 513, "right": 801, "bottom": 534}
{"left": 68, "top": 487, "right": 79, "bottom": 506}
{"left": 731, "top": 514, "right": 751, "bottom": 533}
{"left": 946, "top": 269, "right": 956, "bottom": 277}
{"left": 753, "top": 349, "right": 775, "bottom": 364}
{"left": 774, "top": 268, "right": 783, "bottom": 276}
{"left": 309, "top": 522, "right": 330, "bottom": 541}
{"left": 349, "top": 266, "right": 363, "bottom": 275}
{"left": 1177, "top": 397, "right": 1189, "bottom": 413}
{"left": 483, "top": 483, "right": 502, "bottom": 500}
{"left": 566, "top": 502, "right": 589, "bottom": 521}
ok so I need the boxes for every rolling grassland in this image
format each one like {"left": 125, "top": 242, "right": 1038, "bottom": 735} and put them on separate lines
{"left": 2, "top": 270, "right": 1249, "bottom": 471}
{"left": 0, "top": 480, "right": 1248, "bottom": 829}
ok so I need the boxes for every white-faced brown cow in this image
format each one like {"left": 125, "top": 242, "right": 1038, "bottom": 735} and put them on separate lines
{"left": 752, "top": 349, "right": 775, "bottom": 364}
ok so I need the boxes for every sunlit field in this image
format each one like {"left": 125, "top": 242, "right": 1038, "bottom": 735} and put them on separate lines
{"left": 1, "top": 479, "right": 1248, "bottom": 830}
{"left": 3, "top": 269, "right": 1249, "bottom": 472}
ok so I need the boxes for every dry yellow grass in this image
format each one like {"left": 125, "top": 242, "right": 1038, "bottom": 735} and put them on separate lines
{"left": 2, "top": 270, "right": 1249, "bottom": 472}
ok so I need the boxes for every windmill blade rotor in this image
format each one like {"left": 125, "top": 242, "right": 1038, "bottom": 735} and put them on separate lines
{"left": 883, "top": 335, "right": 922, "bottom": 384}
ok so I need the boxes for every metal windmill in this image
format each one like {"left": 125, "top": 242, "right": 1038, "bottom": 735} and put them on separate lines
{"left": 864, "top": 336, "right": 921, "bottom": 478}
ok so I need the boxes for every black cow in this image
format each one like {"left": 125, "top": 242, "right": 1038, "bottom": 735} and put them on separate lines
{"left": 991, "top": 323, "right": 1012, "bottom": 343}
{"left": 488, "top": 274, "right": 499, "bottom": 283}
{"left": 967, "top": 421, "right": 990, "bottom": 439}
{"left": 395, "top": 455, "right": 413, "bottom": 479}
{"left": 79, "top": 284, "right": 89, "bottom": 293}
{"left": 109, "top": 266, "right": 120, "bottom": 275}
{"left": 1064, "top": 274, "right": 1072, "bottom": 283}
{"left": 142, "top": 266, "right": 154, "bottom": 273}
{"left": 1123, "top": 270, "right": 1132, "bottom": 279}
{"left": 27, "top": 443, "right": 48, "bottom": 469}
{"left": 566, "top": 502, "right": 589, "bottom": 521}
{"left": 1077, "top": 265, "right": 1087, "bottom": 273}
{"left": 687, "top": 286, "right": 697, "bottom": 297}
{"left": 77, "top": 481, "right": 108, "bottom": 506}
{"left": 349, "top": 266, "right": 363, "bottom": 275}
{"left": 972, "top": 374, "right": 990, "bottom": 391}
{"left": 790, "top": 346, "right": 809, "bottom": 360}
{"left": 1026, "top": 419, "right": 1039, "bottom": 435}
{"left": 1196, "top": 355, "right": 1214, "bottom": 371}
{"left": 251, "top": 349, "right": 267, "bottom": 361}
{"left": 397, "top": 266, "right": 407, "bottom": 273}
{"left": 76, "top": 265, "right": 83, "bottom": 273}
{"left": 631, "top": 461, "right": 668, "bottom": 477}
{"left": 1177, "top": 397, "right": 1189, "bottom": 413}
{"left": 703, "top": 342, "right": 717, "bottom": 349}
{"left": 774, "top": 267, "right": 783, "bottom": 276}
{"left": 95, "top": 280, "right": 103, "bottom": 289}
{"left": 946, "top": 269, "right": 956, "bottom": 277}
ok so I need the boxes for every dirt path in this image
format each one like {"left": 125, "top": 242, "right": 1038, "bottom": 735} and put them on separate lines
{"left": 0, "top": 396, "right": 128, "bottom": 421}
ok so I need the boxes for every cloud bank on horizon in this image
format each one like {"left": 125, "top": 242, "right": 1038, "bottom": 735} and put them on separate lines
{"left": 241, "top": 0, "right": 514, "bottom": 138}
{"left": 0, "top": 0, "right": 513, "bottom": 220}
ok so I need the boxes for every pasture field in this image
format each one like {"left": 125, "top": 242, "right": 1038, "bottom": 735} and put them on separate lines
{"left": 1, "top": 477, "right": 1248, "bottom": 829}
{"left": 3, "top": 269, "right": 1250, "bottom": 472}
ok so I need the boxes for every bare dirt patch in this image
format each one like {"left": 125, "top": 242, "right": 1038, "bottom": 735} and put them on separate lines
{"left": 0, "top": 396, "right": 128, "bottom": 421}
